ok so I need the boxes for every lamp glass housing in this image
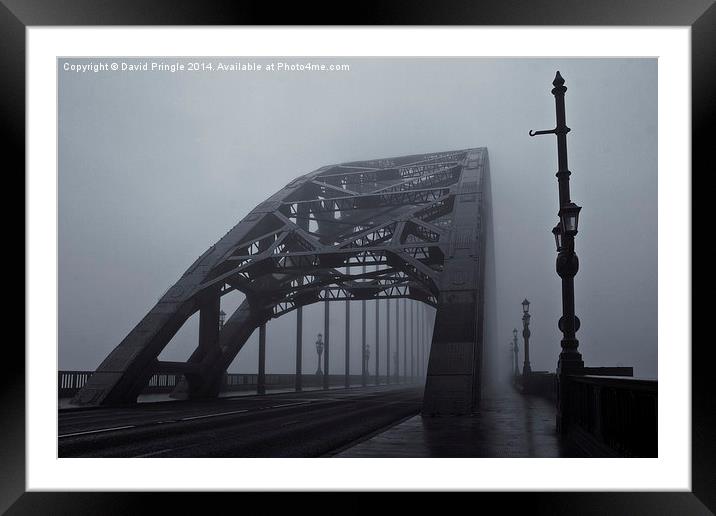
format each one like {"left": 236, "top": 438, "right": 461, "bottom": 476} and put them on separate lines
{"left": 522, "top": 299, "right": 530, "bottom": 314}
{"left": 552, "top": 224, "right": 563, "bottom": 251}
{"left": 559, "top": 202, "right": 582, "bottom": 236}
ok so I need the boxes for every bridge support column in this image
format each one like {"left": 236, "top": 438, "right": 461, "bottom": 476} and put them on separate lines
{"left": 419, "top": 304, "right": 423, "bottom": 378}
{"left": 403, "top": 299, "right": 407, "bottom": 382}
{"left": 410, "top": 301, "right": 415, "bottom": 382}
{"left": 422, "top": 148, "right": 489, "bottom": 416}
{"left": 362, "top": 274, "right": 367, "bottom": 387}
{"left": 395, "top": 298, "right": 400, "bottom": 383}
{"left": 415, "top": 302, "right": 419, "bottom": 381}
{"left": 375, "top": 298, "right": 380, "bottom": 385}
{"left": 295, "top": 307, "right": 303, "bottom": 392}
{"left": 418, "top": 303, "right": 422, "bottom": 378}
{"left": 198, "top": 295, "right": 221, "bottom": 355}
{"left": 422, "top": 305, "right": 427, "bottom": 378}
{"left": 258, "top": 323, "right": 266, "bottom": 395}
{"left": 345, "top": 300, "right": 350, "bottom": 389}
{"left": 386, "top": 298, "right": 391, "bottom": 384}
{"left": 323, "top": 300, "right": 330, "bottom": 390}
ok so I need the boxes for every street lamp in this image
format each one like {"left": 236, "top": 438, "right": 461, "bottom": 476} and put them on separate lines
{"left": 530, "top": 71, "right": 585, "bottom": 433}
{"left": 521, "top": 299, "right": 532, "bottom": 375}
{"left": 219, "top": 310, "right": 226, "bottom": 330}
{"left": 511, "top": 328, "right": 519, "bottom": 377}
{"left": 315, "top": 333, "right": 324, "bottom": 376}
{"left": 552, "top": 224, "right": 563, "bottom": 252}
{"left": 559, "top": 201, "right": 582, "bottom": 237}
{"left": 363, "top": 343, "right": 371, "bottom": 380}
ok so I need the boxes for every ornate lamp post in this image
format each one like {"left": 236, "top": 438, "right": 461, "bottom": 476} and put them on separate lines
{"left": 363, "top": 344, "right": 371, "bottom": 382}
{"left": 315, "top": 333, "right": 324, "bottom": 376}
{"left": 530, "top": 71, "right": 585, "bottom": 432}
{"left": 521, "top": 299, "right": 532, "bottom": 375}
{"left": 512, "top": 328, "right": 519, "bottom": 377}
{"left": 554, "top": 201, "right": 583, "bottom": 371}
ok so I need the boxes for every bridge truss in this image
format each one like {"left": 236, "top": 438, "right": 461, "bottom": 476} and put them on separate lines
{"left": 73, "top": 148, "right": 491, "bottom": 415}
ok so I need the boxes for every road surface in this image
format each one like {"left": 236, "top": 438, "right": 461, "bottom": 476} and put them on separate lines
{"left": 58, "top": 385, "right": 422, "bottom": 457}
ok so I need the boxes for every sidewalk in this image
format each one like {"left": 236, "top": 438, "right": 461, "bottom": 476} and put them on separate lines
{"left": 335, "top": 387, "right": 570, "bottom": 457}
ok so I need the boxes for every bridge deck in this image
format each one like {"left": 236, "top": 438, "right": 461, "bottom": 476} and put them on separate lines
{"left": 335, "top": 387, "right": 575, "bottom": 457}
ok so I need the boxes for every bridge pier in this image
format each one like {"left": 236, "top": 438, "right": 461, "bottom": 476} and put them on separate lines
{"left": 198, "top": 295, "right": 221, "bottom": 356}
{"left": 403, "top": 299, "right": 407, "bottom": 383}
{"left": 345, "top": 300, "right": 350, "bottom": 389}
{"left": 362, "top": 266, "right": 367, "bottom": 387}
{"left": 410, "top": 301, "right": 415, "bottom": 381}
{"left": 375, "top": 298, "right": 380, "bottom": 385}
{"left": 422, "top": 148, "right": 489, "bottom": 415}
{"left": 257, "top": 323, "right": 266, "bottom": 395}
{"left": 323, "top": 300, "right": 330, "bottom": 390}
{"left": 386, "top": 297, "right": 391, "bottom": 384}
{"left": 295, "top": 307, "right": 303, "bottom": 392}
{"left": 418, "top": 303, "right": 423, "bottom": 378}
{"left": 395, "top": 298, "right": 400, "bottom": 383}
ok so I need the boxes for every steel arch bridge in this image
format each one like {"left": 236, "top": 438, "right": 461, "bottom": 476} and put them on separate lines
{"left": 73, "top": 147, "right": 492, "bottom": 415}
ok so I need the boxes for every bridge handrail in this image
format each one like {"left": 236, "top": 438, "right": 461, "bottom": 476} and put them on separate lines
{"left": 563, "top": 373, "right": 657, "bottom": 457}
{"left": 59, "top": 370, "right": 396, "bottom": 398}
{"left": 569, "top": 374, "right": 657, "bottom": 391}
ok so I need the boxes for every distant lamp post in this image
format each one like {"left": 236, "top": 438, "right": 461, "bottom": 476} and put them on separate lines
{"left": 521, "top": 299, "right": 532, "bottom": 375}
{"left": 219, "top": 310, "right": 226, "bottom": 330}
{"left": 522, "top": 298, "right": 530, "bottom": 314}
{"left": 315, "top": 333, "right": 324, "bottom": 376}
{"left": 512, "top": 328, "right": 519, "bottom": 376}
{"left": 363, "top": 344, "right": 371, "bottom": 380}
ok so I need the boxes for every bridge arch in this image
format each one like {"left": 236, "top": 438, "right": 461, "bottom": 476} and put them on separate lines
{"left": 73, "top": 148, "right": 491, "bottom": 415}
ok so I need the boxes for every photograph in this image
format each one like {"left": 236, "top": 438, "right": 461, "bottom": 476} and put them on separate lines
{"left": 57, "top": 56, "right": 658, "bottom": 459}
{"left": 3, "top": 4, "right": 707, "bottom": 509}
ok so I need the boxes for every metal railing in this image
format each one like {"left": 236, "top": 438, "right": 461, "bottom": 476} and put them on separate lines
{"left": 563, "top": 375, "right": 657, "bottom": 457}
{"left": 59, "top": 371, "right": 399, "bottom": 398}
{"left": 58, "top": 370, "right": 93, "bottom": 398}
{"left": 515, "top": 371, "right": 557, "bottom": 401}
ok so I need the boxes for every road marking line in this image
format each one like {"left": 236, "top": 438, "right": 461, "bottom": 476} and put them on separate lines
{"left": 59, "top": 425, "right": 135, "bottom": 438}
{"left": 136, "top": 448, "right": 178, "bottom": 458}
{"left": 179, "top": 409, "right": 249, "bottom": 421}
{"left": 270, "top": 401, "right": 311, "bottom": 409}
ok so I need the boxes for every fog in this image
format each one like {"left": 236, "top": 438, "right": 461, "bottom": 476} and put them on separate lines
{"left": 58, "top": 57, "right": 657, "bottom": 380}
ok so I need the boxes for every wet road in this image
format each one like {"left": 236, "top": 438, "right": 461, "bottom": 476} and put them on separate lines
{"left": 59, "top": 385, "right": 423, "bottom": 457}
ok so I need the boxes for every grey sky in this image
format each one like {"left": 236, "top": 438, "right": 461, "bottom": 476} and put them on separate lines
{"left": 58, "top": 57, "right": 657, "bottom": 379}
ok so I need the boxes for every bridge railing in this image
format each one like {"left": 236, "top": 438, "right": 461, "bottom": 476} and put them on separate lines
{"left": 59, "top": 371, "right": 397, "bottom": 398}
{"left": 58, "top": 370, "right": 93, "bottom": 398}
{"left": 563, "top": 374, "right": 657, "bottom": 457}
{"left": 514, "top": 371, "right": 557, "bottom": 400}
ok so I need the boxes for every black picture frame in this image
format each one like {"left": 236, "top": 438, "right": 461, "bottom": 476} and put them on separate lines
{"left": 4, "top": 1, "right": 710, "bottom": 512}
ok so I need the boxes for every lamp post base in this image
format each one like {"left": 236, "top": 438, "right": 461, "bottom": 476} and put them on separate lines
{"left": 556, "top": 350, "right": 584, "bottom": 435}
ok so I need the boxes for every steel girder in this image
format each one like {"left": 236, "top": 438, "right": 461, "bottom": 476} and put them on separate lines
{"left": 73, "top": 148, "right": 491, "bottom": 414}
